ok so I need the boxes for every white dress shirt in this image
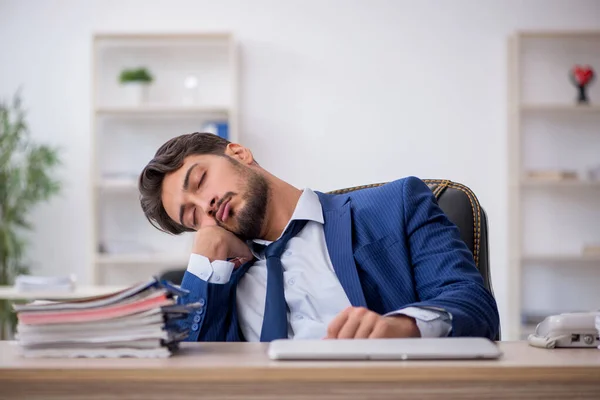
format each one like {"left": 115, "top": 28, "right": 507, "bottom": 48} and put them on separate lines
{"left": 187, "top": 189, "right": 452, "bottom": 341}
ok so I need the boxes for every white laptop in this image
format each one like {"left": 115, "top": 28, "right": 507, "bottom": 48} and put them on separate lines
{"left": 268, "top": 337, "right": 502, "bottom": 360}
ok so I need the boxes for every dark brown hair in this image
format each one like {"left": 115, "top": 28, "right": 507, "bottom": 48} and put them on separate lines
{"left": 139, "top": 132, "right": 230, "bottom": 234}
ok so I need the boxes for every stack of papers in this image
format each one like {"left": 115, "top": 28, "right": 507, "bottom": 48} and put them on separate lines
{"left": 13, "top": 277, "right": 196, "bottom": 358}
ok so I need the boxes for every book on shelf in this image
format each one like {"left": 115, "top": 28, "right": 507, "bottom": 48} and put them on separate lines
{"left": 12, "top": 277, "right": 198, "bottom": 358}
{"left": 525, "top": 170, "right": 579, "bottom": 181}
{"left": 202, "top": 121, "right": 229, "bottom": 140}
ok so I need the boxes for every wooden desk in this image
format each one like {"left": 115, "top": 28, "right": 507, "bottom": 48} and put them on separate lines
{"left": 1, "top": 341, "right": 599, "bottom": 399}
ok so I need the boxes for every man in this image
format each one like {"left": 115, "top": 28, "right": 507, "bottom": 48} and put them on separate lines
{"left": 139, "top": 132, "right": 499, "bottom": 342}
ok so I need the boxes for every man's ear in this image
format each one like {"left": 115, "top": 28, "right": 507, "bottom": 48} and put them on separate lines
{"left": 225, "top": 143, "right": 255, "bottom": 165}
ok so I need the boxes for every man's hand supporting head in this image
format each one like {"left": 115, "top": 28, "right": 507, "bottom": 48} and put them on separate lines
{"left": 192, "top": 226, "right": 253, "bottom": 267}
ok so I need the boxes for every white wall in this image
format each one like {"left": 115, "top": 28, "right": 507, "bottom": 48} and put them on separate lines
{"left": 1, "top": 0, "right": 599, "bottom": 339}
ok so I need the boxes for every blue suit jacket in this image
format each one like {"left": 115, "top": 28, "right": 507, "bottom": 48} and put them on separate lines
{"left": 177, "top": 176, "right": 500, "bottom": 341}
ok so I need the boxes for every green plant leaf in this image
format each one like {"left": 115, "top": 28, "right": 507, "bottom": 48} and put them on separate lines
{"left": 119, "top": 67, "right": 154, "bottom": 84}
{"left": 0, "top": 90, "right": 60, "bottom": 288}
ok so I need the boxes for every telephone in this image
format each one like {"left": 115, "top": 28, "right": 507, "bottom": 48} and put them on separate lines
{"left": 527, "top": 311, "right": 600, "bottom": 349}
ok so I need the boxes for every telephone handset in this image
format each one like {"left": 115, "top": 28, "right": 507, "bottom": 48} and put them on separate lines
{"left": 527, "top": 311, "right": 600, "bottom": 349}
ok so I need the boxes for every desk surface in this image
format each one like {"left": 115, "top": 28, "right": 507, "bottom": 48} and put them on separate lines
{"left": 1, "top": 341, "right": 599, "bottom": 399}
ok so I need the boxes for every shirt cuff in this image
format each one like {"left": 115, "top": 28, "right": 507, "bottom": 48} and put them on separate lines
{"left": 386, "top": 306, "right": 453, "bottom": 338}
{"left": 187, "top": 254, "right": 234, "bottom": 284}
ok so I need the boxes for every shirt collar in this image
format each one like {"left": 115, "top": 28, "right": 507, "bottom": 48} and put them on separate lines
{"left": 251, "top": 188, "right": 323, "bottom": 251}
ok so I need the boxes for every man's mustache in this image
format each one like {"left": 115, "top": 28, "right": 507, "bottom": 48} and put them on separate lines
{"left": 215, "top": 191, "right": 236, "bottom": 210}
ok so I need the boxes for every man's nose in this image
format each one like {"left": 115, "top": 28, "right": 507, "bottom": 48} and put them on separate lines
{"left": 200, "top": 193, "right": 219, "bottom": 217}
{"left": 194, "top": 193, "right": 219, "bottom": 226}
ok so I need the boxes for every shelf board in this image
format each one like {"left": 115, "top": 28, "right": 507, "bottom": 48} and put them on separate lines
{"left": 95, "top": 32, "right": 232, "bottom": 41}
{"left": 94, "top": 33, "right": 233, "bottom": 49}
{"left": 95, "top": 254, "right": 189, "bottom": 266}
{"left": 0, "top": 285, "right": 128, "bottom": 300}
{"left": 95, "top": 105, "right": 230, "bottom": 117}
{"left": 520, "top": 104, "right": 600, "bottom": 113}
{"left": 96, "top": 179, "right": 138, "bottom": 192}
{"left": 518, "top": 30, "right": 600, "bottom": 39}
{"left": 522, "top": 254, "right": 600, "bottom": 263}
{"left": 520, "top": 179, "right": 600, "bottom": 188}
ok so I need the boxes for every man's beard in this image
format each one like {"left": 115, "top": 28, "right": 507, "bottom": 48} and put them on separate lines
{"left": 217, "top": 167, "right": 270, "bottom": 241}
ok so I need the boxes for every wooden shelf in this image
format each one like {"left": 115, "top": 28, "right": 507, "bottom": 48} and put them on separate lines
{"left": 95, "top": 106, "right": 230, "bottom": 117}
{"left": 517, "top": 30, "right": 600, "bottom": 39}
{"left": 520, "top": 179, "right": 600, "bottom": 188}
{"left": 96, "top": 179, "right": 138, "bottom": 192}
{"left": 94, "top": 33, "right": 233, "bottom": 50}
{"left": 95, "top": 253, "right": 189, "bottom": 266}
{"left": 521, "top": 104, "right": 600, "bottom": 114}
{"left": 94, "top": 32, "right": 232, "bottom": 41}
{"left": 96, "top": 179, "right": 138, "bottom": 191}
{"left": 0, "top": 285, "right": 127, "bottom": 301}
{"left": 522, "top": 254, "right": 600, "bottom": 263}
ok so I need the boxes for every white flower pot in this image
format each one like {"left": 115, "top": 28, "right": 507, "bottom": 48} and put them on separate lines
{"left": 120, "top": 83, "right": 149, "bottom": 106}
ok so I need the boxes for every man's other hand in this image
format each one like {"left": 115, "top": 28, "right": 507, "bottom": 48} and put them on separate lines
{"left": 192, "top": 226, "right": 253, "bottom": 268}
{"left": 325, "top": 306, "right": 420, "bottom": 339}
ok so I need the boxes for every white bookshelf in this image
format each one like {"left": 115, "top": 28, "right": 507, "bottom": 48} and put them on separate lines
{"left": 508, "top": 31, "right": 600, "bottom": 340}
{"left": 91, "top": 33, "right": 239, "bottom": 285}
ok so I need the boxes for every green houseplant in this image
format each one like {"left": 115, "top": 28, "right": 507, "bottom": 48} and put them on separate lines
{"left": 0, "top": 92, "right": 61, "bottom": 338}
{"left": 119, "top": 67, "right": 153, "bottom": 106}
{"left": 119, "top": 67, "right": 154, "bottom": 84}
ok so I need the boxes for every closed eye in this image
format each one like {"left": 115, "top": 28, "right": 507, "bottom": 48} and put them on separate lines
{"left": 197, "top": 172, "right": 206, "bottom": 189}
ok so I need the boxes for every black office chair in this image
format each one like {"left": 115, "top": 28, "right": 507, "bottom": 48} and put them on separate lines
{"left": 330, "top": 179, "right": 499, "bottom": 340}
{"left": 159, "top": 268, "right": 187, "bottom": 286}
{"left": 329, "top": 179, "right": 492, "bottom": 295}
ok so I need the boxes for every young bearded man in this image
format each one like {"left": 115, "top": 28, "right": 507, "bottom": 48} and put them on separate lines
{"left": 138, "top": 132, "right": 499, "bottom": 342}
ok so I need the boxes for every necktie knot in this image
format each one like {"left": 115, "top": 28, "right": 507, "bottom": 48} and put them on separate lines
{"left": 264, "top": 219, "right": 308, "bottom": 259}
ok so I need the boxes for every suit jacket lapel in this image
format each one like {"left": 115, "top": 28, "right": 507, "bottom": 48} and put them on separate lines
{"left": 317, "top": 192, "right": 367, "bottom": 308}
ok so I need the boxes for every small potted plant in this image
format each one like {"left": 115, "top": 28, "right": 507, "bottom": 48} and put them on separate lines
{"left": 118, "top": 67, "right": 153, "bottom": 105}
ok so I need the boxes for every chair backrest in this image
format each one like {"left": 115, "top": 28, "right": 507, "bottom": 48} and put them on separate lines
{"left": 328, "top": 179, "right": 493, "bottom": 298}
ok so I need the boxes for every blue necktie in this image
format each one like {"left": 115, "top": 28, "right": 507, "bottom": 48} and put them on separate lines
{"left": 260, "top": 219, "right": 308, "bottom": 342}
